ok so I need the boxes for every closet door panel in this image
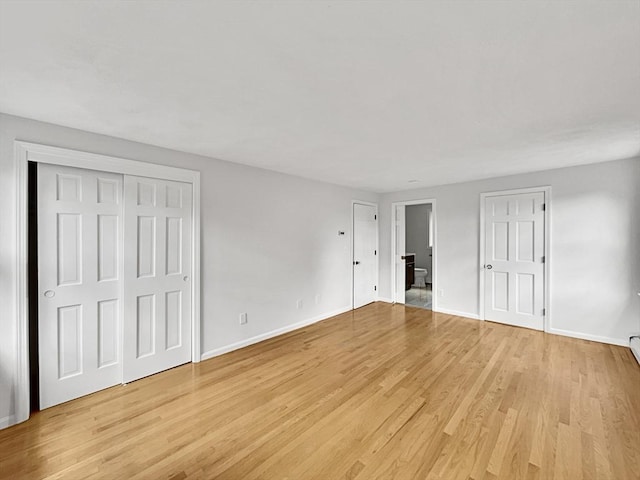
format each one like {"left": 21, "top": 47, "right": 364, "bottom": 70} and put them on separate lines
{"left": 123, "top": 176, "right": 192, "bottom": 383}
{"left": 38, "top": 164, "right": 122, "bottom": 409}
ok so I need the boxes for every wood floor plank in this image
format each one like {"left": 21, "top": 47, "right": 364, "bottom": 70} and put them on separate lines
{"left": 0, "top": 302, "right": 638, "bottom": 479}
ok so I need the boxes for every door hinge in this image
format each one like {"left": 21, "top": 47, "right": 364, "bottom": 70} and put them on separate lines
{"left": 542, "top": 308, "right": 546, "bottom": 316}
{"left": 542, "top": 255, "right": 545, "bottom": 263}
{"left": 374, "top": 214, "right": 377, "bottom": 220}
{"left": 542, "top": 203, "right": 546, "bottom": 211}
{"left": 374, "top": 285, "right": 377, "bottom": 291}
{"left": 374, "top": 249, "right": 377, "bottom": 255}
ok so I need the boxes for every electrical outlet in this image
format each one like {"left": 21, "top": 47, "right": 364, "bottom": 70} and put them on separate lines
{"left": 438, "top": 289, "right": 444, "bottom": 298}
{"left": 239, "top": 312, "right": 248, "bottom": 325}
{"left": 315, "top": 294, "right": 321, "bottom": 305}
{"left": 296, "top": 299, "right": 303, "bottom": 309}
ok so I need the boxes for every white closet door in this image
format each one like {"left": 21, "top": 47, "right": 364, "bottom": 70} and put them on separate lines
{"left": 123, "top": 176, "right": 192, "bottom": 383}
{"left": 38, "top": 164, "right": 123, "bottom": 409}
{"left": 353, "top": 203, "right": 377, "bottom": 309}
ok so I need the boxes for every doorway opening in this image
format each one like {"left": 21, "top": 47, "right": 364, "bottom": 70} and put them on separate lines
{"left": 27, "top": 161, "right": 39, "bottom": 412}
{"left": 391, "top": 199, "right": 436, "bottom": 311}
{"left": 404, "top": 203, "right": 434, "bottom": 310}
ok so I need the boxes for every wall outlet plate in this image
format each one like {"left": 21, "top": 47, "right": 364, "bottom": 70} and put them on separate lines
{"left": 239, "top": 312, "right": 248, "bottom": 325}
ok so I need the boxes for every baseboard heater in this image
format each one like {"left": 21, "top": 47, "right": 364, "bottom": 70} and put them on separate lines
{"left": 631, "top": 336, "right": 640, "bottom": 366}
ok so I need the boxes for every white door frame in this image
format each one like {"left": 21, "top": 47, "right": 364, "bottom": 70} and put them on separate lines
{"left": 14, "top": 141, "right": 201, "bottom": 425}
{"left": 351, "top": 200, "right": 379, "bottom": 309}
{"left": 479, "top": 186, "right": 551, "bottom": 329}
{"left": 390, "top": 199, "right": 437, "bottom": 308}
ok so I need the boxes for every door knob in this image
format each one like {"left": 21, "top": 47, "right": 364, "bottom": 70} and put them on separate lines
{"left": 486, "top": 265, "right": 493, "bottom": 270}
{"left": 353, "top": 261, "right": 360, "bottom": 265}
{"left": 183, "top": 275, "right": 190, "bottom": 282}
{"left": 44, "top": 290, "right": 55, "bottom": 298}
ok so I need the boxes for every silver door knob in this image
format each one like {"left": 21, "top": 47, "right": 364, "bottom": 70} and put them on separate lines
{"left": 44, "top": 290, "right": 55, "bottom": 298}
{"left": 183, "top": 275, "right": 190, "bottom": 282}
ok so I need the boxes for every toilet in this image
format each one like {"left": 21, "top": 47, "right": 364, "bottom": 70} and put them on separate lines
{"left": 413, "top": 268, "right": 428, "bottom": 288}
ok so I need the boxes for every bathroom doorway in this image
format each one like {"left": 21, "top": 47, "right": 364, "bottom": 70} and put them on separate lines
{"left": 405, "top": 203, "right": 433, "bottom": 309}
{"left": 392, "top": 199, "right": 436, "bottom": 311}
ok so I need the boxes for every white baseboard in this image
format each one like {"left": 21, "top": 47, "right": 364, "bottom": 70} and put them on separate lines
{"left": 419, "top": 310, "right": 629, "bottom": 348}
{"left": 201, "top": 305, "right": 352, "bottom": 361}
{"left": 377, "top": 297, "right": 394, "bottom": 304}
{"left": 433, "top": 307, "right": 480, "bottom": 320}
{"left": 0, "top": 415, "right": 16, "bottom": 430}
{"left": 546, "top": 327, "right": 627, "bottom": 347}
{"left": 630, "top": 337, "right": 640, "bottom": 365}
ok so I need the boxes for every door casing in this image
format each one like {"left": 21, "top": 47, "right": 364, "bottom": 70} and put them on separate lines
{"left": 479, "top": 186, "right": 551, "bottom": 330}
{"left": 14, "top": 141, "right": 201, "bottom": 425}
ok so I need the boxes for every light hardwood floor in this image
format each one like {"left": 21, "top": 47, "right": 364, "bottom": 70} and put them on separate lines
{"left": 1, "top": 303, "right": 639, "bottom": 479}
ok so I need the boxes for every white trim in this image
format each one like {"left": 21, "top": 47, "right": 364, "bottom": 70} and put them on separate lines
{"left": 18, "top": 142, "right": 197, "bottom": 182}
{"left": 377, "top": 297, "right": 394, "bottom": 304}
{"left": 201, "top": 305, "right": 352, "bottom": 361}
{"left": 117, "top": 174, "right": 126, "bottom": 387}
{"left": 192, "top": 179, "right": 202, "bottom": 361}
{"left": 546, "top": 328, "right": 628, "bottom": 347}
{"left": 390, "top": 199, "right": 437, "bottom": 308}
{"left": 630, "top": 337, "right": 640, "bottom": 366}
{"left": 351, "top": 200, "right": 379, "bottom": 309}
{"left": 478, "top": 186, "right": 551, "bottom": 332}
{"left": 0, "top": 415, "right": 17, "bottom": 430}
{"left": 13, "top": 141, "right": 202, "bottom": 428}
{"left": 433, "top": 307, "right": 480, "bottom": 320}
{"left": 14, "top": 143, "right": 29, "bottom": 425}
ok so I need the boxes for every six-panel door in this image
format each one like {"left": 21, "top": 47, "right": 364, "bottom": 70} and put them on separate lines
{"left": 484, "top": 192, "right": 545, "bottom": 330}
{"left": 122, "top": 176, "right": 192, "bottom": 383}
{"left": 38, "top": 164, "right": 123, "bottom": 409}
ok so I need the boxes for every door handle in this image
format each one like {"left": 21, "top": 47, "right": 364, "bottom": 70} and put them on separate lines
{"left": 401, "top": 255, "right": 407, "bottom": 260}
{"left": 486, "top": 264, "right": 493, "bottom": 270}
{"left": 44, "top": 290, "right": 55, "bottom": 298}
{"left": 353, "top": 261, "right": 360, "bottom": 265}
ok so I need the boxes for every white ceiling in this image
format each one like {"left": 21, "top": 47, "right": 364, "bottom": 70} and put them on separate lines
{"left": 1, "top": 1, "right": 639, "bottom": 193}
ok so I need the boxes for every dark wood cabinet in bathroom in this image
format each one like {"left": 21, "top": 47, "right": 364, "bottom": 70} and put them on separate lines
{"left": 405, "top": 254, "right": 415, "bottom": 290}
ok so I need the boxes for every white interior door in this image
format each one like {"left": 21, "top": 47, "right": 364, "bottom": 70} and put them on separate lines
{"left": 353, "top": 203, "right": 377, "bottom": 309}
{"left": 123, "top": 176, "right": 192, "bottom": 383}
{"left": 484, "top": 192, "right": 545, "bottom": 330}
{"left": 394, "top": 205, "right": 406, "bottom": 304}
{"left": 38, "top": 164, "right": 122, "bottom": 409}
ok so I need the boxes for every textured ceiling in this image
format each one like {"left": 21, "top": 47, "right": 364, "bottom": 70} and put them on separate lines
{"left": 1, "top": 1, "right": 638, "bottom": 192}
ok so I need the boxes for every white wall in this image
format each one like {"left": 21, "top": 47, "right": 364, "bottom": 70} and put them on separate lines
{"left": 380, "top": 158, "right": 640, "bottom": 345}
{"left": 0, "top": 113, "right": 378, "bottom": 427}
{"left": 406, "top": 203, "right": 432, "bottom": 282}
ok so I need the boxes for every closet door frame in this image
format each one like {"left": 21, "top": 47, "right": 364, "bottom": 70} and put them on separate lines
{"left": 14, "top": 141, "right": 201, "bottom": 425}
